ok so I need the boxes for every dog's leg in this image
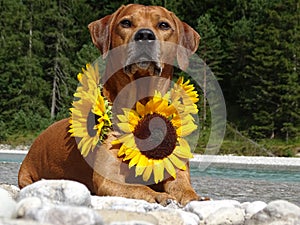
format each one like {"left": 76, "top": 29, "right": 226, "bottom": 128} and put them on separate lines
{"left": 18, "top": 164, "right": 36, "bottom": 189}
{"left": 92, "top": 172, "right": 174, "bottom": 206}
{"left": 163, "top": 167, "right": 200, "bottom": 206}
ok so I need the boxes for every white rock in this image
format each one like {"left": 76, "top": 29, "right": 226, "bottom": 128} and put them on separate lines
{"left": 97, "top": 209, "right": 158, "bottom": 225}
{"left": 241, "top": 202, "right": 251, "bottom": 209}
{"left": 244, "top": 201, "right": 267, "bottom": 219}
{"left": 18, "top": 180, "right": 91, "bottom": 207}
{"left": 246, "top": 200, "right": 300, "bottom": 225}
{"left": 0, "top": 188, "right": 17, "bottom": 219}
{"left": 205, "top": 206, "right": 245, "bottom": 225}
{"left": 149, "top": 210, "right": 184, "bottom": 225}
{"left": 176, "top": 210, "right": 200, "bottom": 225}
{"left": 184, "top": 200, "right": 241, "bottom": 220}
{"left": 0, "top": 218, "right": 52, "bottom": 225}
{"left": 18, "top": 203, "right": 103, "bottom": 225}
{"left": 109, "top": 222, "right": 155, "bottom": 225}
{"left": 0, "top": 184, "right": 20, "bottom": 200}
{"left": 16, "top": 197, "right": 43, "bottom": 218}
{"left": 91, "top": 196, "right": 164, "bottom": 212}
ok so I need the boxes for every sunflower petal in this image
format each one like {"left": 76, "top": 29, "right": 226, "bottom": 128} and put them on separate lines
{"left": 135, "top": 155, "right": 149, "bottom": 176}
{"left": 176, "top": 122, "right": 197, "bottom": 137}
{"left": 136, "top": 101, "right": 146, "bottom": 116}
{"left": 153, "top": 160, "right": 164, "bottom": 184}
{"left": 117, "top": 122, "right": 134, "bottom": 133}
{"left": 143, "top": 160, "right": 153, "bottom": 181}
{"left": 178, "top": 138, "right": 191, "bottom": 153}
{"left": 123, "top": 149, "right": 139, "bottom": 161}
{"left": 117, "top": 144, "right": 127, "bottom": 157}
{"left": 168, "top": 154, "right": 186, "bottom": 170}
{"left": 117, "top": 115, "right": 128, "bottom": 123}
{"left": 111, "top": 133, "right": 133, "bottom": 145}
{"left": 129, "top": 152, "right": 141, "bottom": 168}
{"left": 163, "top": 158, "right": 176, "bottom": 179}
{"left": 173, "top": 145, "right": 193, "bottom": 158}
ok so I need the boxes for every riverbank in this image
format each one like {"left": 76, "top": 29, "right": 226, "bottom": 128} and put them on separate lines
{"left": 1, "top": 146, "right": 300, "bottom": 168}
{"left": 1, "top": 148, "right": 300, "bottom": 224}
{"left": 1, "top": 180, "right": 300, "bottom": 225}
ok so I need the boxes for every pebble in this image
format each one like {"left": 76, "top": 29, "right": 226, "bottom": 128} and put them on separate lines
{"left": 245, "top": 200, "right": 300, "bottom": 225}
{"left": 242, "top": 201, "right": 267, "bottom": 219}
{"left": 0, "top": 180, "right": 299, "bottom": 225}
{"left": 205, "top": 206, "right": 245, "bottom": 225}
{"left": 0, "top": 218, "right": 52, "bottom": 225}
{"left": 97, "top": 210, "right": 158, "bottom": 225}
{"left": 184, "top": 199, "right": 241, "bottom": 220}
{"left": 0, "top": 184, "right": 20, "bottom": 200}
{"left": 0, "top": 188, "right": 17, "bottom": 219}
{"left": 91, "top": 196, "right": 164, "bottom": 212}
{"left": 17, "top": 179, "right": 91, "bottom": 207}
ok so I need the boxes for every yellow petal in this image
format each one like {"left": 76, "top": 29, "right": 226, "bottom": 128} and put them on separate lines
{"left": 123, "top": 149, "right": 139, "bottom": 161}
{"left": 135, "top": 155, "right": 149, "bottom": 176}
{"left": 178, "top": 138, "right": 191, "bottom": 153}
{"left": 153, "top": 160, "right": 164, "bottom": 184}
{"left": 163, "top": 158, "right": 176, "bottom": 179}
{"left": 117, "top": 115, "right": 128, "bottom": 123}
{"left": 173, "top": 145, "right": 193, "bottom": 159}
{"left": 118, "top": 122, "right": 134, "bottom": 133}
{"left": 117, "top": 144, "right": 127, "bottom": 157}
{"left": 136, "top": 101, "right": 146, "bottom": 116}
{"left": 137, "top": 155, "right": 149, "bottom": 167}
{"left": 111, "top": 133, "right": 133, "bottom": 145}
{"left": 143, "top": 160, "right": 153, "bottom": 181}
{"left": 77, "top": 73, "right": 83, "bottom": 82}
{"left": 129, "top": 152, "right": 141, "bottom": 168}
{"left": 168, "top": 154, "right": 186, "bottom": 170}
{"left": 79, "top": 137, "right": 94, "bottom": 157}
{"left": 176, "top": 122, "right": 197, "bottom": 137}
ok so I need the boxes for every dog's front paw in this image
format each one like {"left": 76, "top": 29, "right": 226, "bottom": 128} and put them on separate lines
{"left": 178, "top": 189, "right": 201, "bottom": 206}
{"left": 154, "top": 192, "right": 176, "bottom": 206}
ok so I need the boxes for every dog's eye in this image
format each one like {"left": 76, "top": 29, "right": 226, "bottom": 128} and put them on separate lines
{"left": 120, "top": 19, "right": 132, "bottom": 28}
{"left": 158, "top": 22, "right": 171, "bottom": 30}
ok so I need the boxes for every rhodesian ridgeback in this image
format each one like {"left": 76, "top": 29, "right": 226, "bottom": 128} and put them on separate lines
{"left": 18, "top": 4, "right": 201, "bottom": 206}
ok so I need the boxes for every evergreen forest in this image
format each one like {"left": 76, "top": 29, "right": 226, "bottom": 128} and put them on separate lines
{"left": 1, "top": 0, "right": 299, "bottom": 155}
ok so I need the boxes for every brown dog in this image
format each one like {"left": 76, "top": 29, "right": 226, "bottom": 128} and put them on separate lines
{"left": 18, "top": 4, "right": 201, "bottom": 206}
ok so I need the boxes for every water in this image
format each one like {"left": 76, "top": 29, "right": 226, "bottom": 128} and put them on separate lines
{"left": 1, "top": 162, "right": 299, "bottom": 206}
{"left": 190, "top": 166, "right": 300, "bottom": 206}
{"left": 190, "top": 166, "right": 300, "bottom": 183}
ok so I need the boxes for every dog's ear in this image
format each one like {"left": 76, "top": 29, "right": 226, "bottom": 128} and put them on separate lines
{"left": 88, "top": 5, "right": 125, "bottom": 58}
{"left": 171, "top": 13, "right": 200, "bottom": 71}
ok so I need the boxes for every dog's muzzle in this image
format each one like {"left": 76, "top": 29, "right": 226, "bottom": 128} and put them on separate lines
{"left": 124, "top": 29, "right": 162, "bottom": 76}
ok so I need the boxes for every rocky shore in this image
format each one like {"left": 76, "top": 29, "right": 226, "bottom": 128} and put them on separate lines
{"left": 0, "top": 180, "right": 299, "bottom": 225}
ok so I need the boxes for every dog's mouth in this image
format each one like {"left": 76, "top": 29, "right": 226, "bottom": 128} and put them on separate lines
{"left": 124, "top": 41, "right": 162, "bottom": 77}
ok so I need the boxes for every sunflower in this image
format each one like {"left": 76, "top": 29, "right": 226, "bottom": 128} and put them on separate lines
{"left": 69, "top": 63, "right": 112, "bottom": 157}
{"left": 171, "top": 76, "right": 199, "bottom": 115}
{"left": 112, "top": 89, "right": 198, "bottom": 184}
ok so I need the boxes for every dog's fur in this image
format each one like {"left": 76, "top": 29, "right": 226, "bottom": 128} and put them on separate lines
{"left": 18, "top": 4, "right": 201, "bottom": 206}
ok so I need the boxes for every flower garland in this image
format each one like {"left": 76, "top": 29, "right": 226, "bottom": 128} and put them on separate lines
{"left": 69, "top": 63, "right": 199, "bottom": 183}
{"left": 69, "top": 64, "right": 112, "bottom": 157}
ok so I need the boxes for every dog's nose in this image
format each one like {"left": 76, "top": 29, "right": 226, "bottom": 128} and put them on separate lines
{"left": 134, "top": 29, "right": 156, "bottom": 41}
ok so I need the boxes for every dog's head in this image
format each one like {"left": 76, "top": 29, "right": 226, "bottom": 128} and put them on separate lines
{"left": 88, "top": 4, "right": 200, "bottom": 76}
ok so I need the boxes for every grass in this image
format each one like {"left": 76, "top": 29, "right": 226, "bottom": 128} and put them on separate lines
{"left": 1, "top": 132, "right": 40, "bottom": 148}
{"left": 194, "top": 123, "right": 300, "bottom": 157}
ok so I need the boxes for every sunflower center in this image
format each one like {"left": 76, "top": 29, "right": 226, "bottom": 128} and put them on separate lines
{"left": 87, "top": 111, "right": 98, "bottom": 137}
{"left": 133, "top": 113, "right": 177, "bottom": 159}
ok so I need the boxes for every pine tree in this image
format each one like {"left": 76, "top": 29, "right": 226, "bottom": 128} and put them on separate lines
{"left": 196, "top": 13, "right": 223, "bottom": 125}
{"left": 240, "top": 0, "right": 300, "bottom": 139}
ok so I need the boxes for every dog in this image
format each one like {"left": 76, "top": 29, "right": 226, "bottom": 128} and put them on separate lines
{"left": 18, "top": 4, "right": 201, "bottom": 206}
